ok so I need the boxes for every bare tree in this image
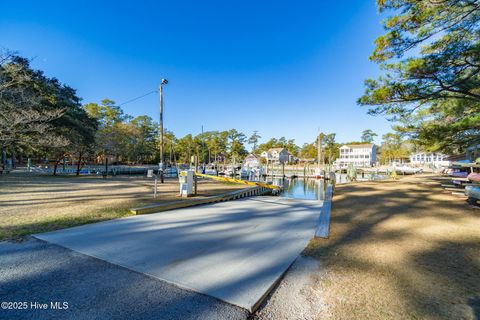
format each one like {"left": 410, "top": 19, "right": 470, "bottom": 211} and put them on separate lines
{"left": 0, "top": 51, "right": 66, "bottom": 148}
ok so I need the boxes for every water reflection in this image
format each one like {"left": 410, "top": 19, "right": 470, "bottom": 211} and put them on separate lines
{"left": 265, "top": 178, "right": 326, "bottom": 201}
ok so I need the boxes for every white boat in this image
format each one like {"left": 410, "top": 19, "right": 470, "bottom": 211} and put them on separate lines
{"left": 204, "top": 165, "right": 217, "bottom": 175}
{"left": 224, "top": 165, "right": 241, "bottom": 176}
{"left": 394, "top": 166, "right": 423, "bottom": 174}
{"left": 241, "top": 166, "right": 264, "bottom": 180}
{"left": 164, "top": 167, "right": 178, "bottom": 175}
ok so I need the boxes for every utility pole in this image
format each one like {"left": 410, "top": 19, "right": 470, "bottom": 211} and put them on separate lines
{"left": 159, "top": 79, "right": 168, "bottom": 183}
{"left": 201, "top": 125, "right": 205, "bottom": 164}
{"left": 317, "top": 131, "right": 323, "bottom": 174}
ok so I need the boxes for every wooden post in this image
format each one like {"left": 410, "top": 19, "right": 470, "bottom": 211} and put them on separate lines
{"left": 194, "top": 155, "right": 198, "bottom": 195}
{"left": 154, "top": 177, "right": 158, "bottom": 198}
{"left": 104, "top": 157, "right": 108, "bottom": 179}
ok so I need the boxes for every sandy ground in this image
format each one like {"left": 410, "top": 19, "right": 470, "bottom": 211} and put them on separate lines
{"left": 253, "top": 256, "right": 327, "bottom": 320}
{"left": 255, "top": 174, "right": 480, "bottom": 320}
{"left": 0, "top": 174, "right": 245, "bottom": 240}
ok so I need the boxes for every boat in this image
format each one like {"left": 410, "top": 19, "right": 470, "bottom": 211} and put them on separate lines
{"left": 240, "top": 167, "right": 250, "bottom": 178}
{"left": 241, "top": 166, "right": 264, "bottom": 180}
{"left": 467, "top": 172, "right": 480, "bottom": 182}
{"left": 313, "top": 168, "right": 324, "bottom": 179}
{"left": 465, "top": 185, "right": 480, "bottom": 204}
{"left": 224, "top": 165, "right": 241, "bottom": 177}
{"left": 204, "top": 165, "right": 218, "bottom": 175}
{"left": 164, "top": 167, "right": 178, "bottom": 174}
{"left": 394, "top": 166, "right": 423, "bottom": 174}
{"left": 451, "top": 171, "right": 469, "bottom": 178}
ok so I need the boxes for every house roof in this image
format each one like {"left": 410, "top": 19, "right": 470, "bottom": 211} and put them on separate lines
{"left": 341, "top": 144, "right": 374, "bottom": 149}
{"left": 445, "top": 154, "right": 467, "bottom": 161}
{"left": 268, "top": 147, "right": 287, "bottom": 153}
{"left": 410, "top": 152, "right": 446, "bottom": 156}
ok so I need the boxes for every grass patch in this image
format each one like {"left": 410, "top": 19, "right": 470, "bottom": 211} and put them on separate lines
{"left": 0, "top": 206, "right": 135, "bottom": 241}
{"left": 0, "top": 174, "right": 246, "bottom": 241}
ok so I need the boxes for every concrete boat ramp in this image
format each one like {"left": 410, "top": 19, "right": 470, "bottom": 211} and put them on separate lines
{"left": 34, "top": 196, "right": 323, "bottom": 312}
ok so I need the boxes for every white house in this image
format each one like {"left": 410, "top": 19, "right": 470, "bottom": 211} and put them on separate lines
{"left": 260, "top": 148, "right": 291, "bottom": 164}
{"left": 335, "top": 144, "right": 377, "bottom": 167}
{"left": 243, "top": 153, "right": 261, "bottom": 169}
{"left": 409, "top": 152, "right": 450, "bottom": 167}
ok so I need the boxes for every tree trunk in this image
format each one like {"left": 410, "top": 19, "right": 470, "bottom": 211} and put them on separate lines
{"left": 53, "top": 154, "right": 64, "bottom": 176}
{"left": 76, "top": 151, "right": 83, "bottom": 176}
{"left": 11, "top": 147, "right": 16, "bottom": 168}
{"left": 1, "top": 146, "right": 6, "bottom": 172}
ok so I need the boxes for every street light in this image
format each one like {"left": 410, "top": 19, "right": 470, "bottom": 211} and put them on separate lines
{"left": 159, "top": 78, "right": 168, "bottom": 183}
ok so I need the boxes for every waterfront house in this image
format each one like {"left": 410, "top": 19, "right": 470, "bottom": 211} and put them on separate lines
{"left": 243, "top": 153, "right": 261, "bottom": 169}
{"left": 260, "top": 148, "right": 291, "bottom": 164}
{"left": 409, "top": 152, "right": 450, "bottom": 167}
{"left": 335, "top": 144, "right": 376, "bottom": 167}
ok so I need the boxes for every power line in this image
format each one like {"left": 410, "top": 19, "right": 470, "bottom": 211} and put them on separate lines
{"left": 118, "top": 90, "right": 158, "bottom": 106}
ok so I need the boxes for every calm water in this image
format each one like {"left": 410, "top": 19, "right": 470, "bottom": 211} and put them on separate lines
{"left": 265, "top": 178, "right": 327, "bottom": 201}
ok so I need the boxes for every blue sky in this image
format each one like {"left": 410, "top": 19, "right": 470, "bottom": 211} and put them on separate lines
{"left": 1, "top": 0, "right": 393, "bottom": 146}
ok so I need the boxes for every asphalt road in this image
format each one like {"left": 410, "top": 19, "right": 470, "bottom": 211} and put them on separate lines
{"left": 0, "top": 238, "right": 248, "bottom": 320}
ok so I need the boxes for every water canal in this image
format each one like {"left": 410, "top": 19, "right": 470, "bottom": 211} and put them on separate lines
{"left": 264, "top": 178, "right": 329, "bottom": 201}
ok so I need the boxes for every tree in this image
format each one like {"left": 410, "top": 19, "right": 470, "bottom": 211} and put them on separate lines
{"left": 248, "top": 130, "right": 261, "bottom": 152}
{"left": 256, "top": 137, "right": 299, "bottom": 156}
{"left": 284, "top": 139, "right": 300, "bottom": 157}
{"left": 163, "top": 130, "right": 177, "bottom": 164}
{"left": 0, "top": 53, "right": 66, "bottom": 167}
{"left": 85, "top": 99, "right": 128, "bottom": 164}
{"left": 298, "top": 133, "right": 337, "bottom": 163}
{"left": 379, "top": 133, "right": 409, "bottom": 165}
{"left": 0, "top": 51, "right": 97, "bottom": 174}
{"left": 127, "top": 115, "right": 158, "bottom": 164}
{"left": 205, "top": 131, "right": 228, "bottom": 163}
{"left": 256, "top": 138, "right": 279, "bottom": 154}
{"left": 323, "top": 133, "right": 339, "bottom": 164}
{"left": 299, "top": 143, "right": 317, "bottom": 159}
{"left": 359, "top": 0, "right": 480, "bottom": 153}
{"left": 227, "top": 129, "right": 247, "bottom": 161}
{"left": 361, "top": 129, "right": 377, "bottom": 143}
{"left": 175, "top": 134, "right": 196, "bottom": 163}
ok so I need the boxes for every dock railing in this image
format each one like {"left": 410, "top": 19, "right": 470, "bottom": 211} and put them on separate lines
{"left": 315, "top": 183, "right": 334, "bottom": 238}
{"left": 131, "top": 186, "right": 272, "bottom": 215}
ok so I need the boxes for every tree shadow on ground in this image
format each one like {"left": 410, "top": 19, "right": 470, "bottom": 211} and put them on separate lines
{"left": 0, "top": 197, "right": 320, "bottom": 319}
{"left": 303, "top": 177, "right": 480, "bottom": 319}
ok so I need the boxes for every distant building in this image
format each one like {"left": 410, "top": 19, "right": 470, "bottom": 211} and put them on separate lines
{"left": 409, "top": 152, "right": 449, "bottom": 167}
{"left": 243, "top": 153, "right": 261, "bottom": 168}
{"left": 260, "top": 148, "right": 292, "bottom": 164}
{"left": 335, "top": 144, "right": 376, "bottom": 167}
